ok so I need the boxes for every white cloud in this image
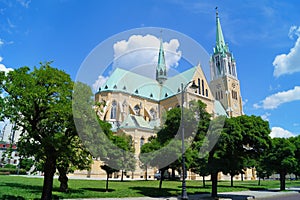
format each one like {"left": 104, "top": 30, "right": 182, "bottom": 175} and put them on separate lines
{"left": 261, "top": 112, "right": 271, "bottom": 121}
{"left": 242, "top": 99, "right": 248, "bottom": 106}
{"left": 270, "top": 127, "right": 295, "bottom": 138}
{"left": 254, "top": 86, "right": 300, "bottom": 109}
{"left": 0, "top": 57, "right": 13, "bottom": 74}
{"left": 113, "top": 34, "right": 181, "bottom": 78}
{"left": 92, "top": 75, "right": 109, "bottom": 92}
{"left": 273, "top": 26, "right": 300, "bottom": 77}
{"left": 17, "top": 0, "right": 31, "bottom": 8}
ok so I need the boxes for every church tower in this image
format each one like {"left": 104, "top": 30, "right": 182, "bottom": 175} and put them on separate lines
{"left": 156, "top": 38, "right": 167, "bottom": 84}
{"left": 210, "top": 8, "right": 243, "bottom": 117}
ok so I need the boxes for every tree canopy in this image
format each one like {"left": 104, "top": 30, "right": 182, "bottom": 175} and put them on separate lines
{"left": 3, "top": 63, "right": 91, "bottom": 199}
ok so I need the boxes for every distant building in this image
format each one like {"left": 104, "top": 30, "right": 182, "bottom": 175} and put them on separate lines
{"left": 0, "top": 141, "right": 20, "bottom": 167}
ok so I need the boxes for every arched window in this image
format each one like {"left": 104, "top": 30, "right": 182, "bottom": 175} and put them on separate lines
{"left": 134, "top": 104, "right": 141, "bottom": 116}
{"left": 202, "top": 80, "right": 205, "bottom": 96}
{"left": 198, "top": 78, "right": 201, "bottom": 94}
{"left": 150, "top": 108, "right": 156, "bottom": 120}
{"left": 110, "top": 100, "right": 117, "bottom": 119}
{"left": 140, "top": 137, "right": 145, "bottom": 148}
{"left": 206, "top": 89, "right": 209, "bottom": 97}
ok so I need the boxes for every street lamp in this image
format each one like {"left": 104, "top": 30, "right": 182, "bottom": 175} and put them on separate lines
{"left": 181, "top": 80, "right": 198, "bottom": 200}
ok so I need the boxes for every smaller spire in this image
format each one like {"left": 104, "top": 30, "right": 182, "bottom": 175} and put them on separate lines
{"left": 156, "top": 36, "right": 167, "bottom": 84}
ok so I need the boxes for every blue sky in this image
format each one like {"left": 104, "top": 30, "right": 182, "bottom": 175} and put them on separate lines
{"left": 0, "top": 0, "right": 300, "bottom": 139}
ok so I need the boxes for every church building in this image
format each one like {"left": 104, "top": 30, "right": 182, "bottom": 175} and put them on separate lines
{"left": 74, "top": 10, "right": 248, "bottom": 180}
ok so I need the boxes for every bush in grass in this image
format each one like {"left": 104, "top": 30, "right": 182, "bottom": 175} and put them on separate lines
{"left": 0, "top": 167, "right": 26, "bottom": 175}
{"left": 4, "top": 164, "right": 17, "bottom": 169}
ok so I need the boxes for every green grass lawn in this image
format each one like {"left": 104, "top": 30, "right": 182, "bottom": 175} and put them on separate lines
{"left": 0, "top": 175, "right": 299, "bottom": 199}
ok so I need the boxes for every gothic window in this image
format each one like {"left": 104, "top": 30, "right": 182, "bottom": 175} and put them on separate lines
{"left": 221, "top": 91, "right": 223, "bottom": 99}
{"left": 232, "top": 65, "right": 236, "bottom": 77}
{"left": 202, "top": 80, "right": 205, "bottom": 95}
{"left": 160, "top": 69, "right": 163, "bottom": 75}
{"left": 215, "top": 56, "right": 221, "bottom": 75}
{"left": 113, "top": 85, "right": 117, "bottom": 89}
{"left": 206, "top": 89, "right": 208, "bottom": 97}
{"left": 134, "top": 104, "right": 141, "bottom": 116}
{"left": 110, "top": 100, "right": 117, "bottom": 119}
{"left": 232, "top": 91, "right": 238, "bottom": 100}
{"left": 140, "top": 137, "right": 145, "bottom": 148}
{"left": 228, "top": 62, "right": 232, "bottom": 74}
{"left": 198, "top": 78, "right": 201, "bottom": 94}
{"left": 215, "top": 92, "right": 218, "bottom": 100}
{"left": 150, "top": 108, "right": 156, "bottom": 120}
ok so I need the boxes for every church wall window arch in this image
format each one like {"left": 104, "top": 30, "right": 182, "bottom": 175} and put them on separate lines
{"left": 140, "top": 137, "right": 145, "bottom": 148}
{"left": 134, "top": 104, "right": 141, "bottom": 116}
{"left": 150, "top": 108, "right": 157, "bottom": 120}
{"left": 110, "top": 100, "right": 117, "bottom": 119}
{"left": 202, "top": 80, "right": 205, "bottom": 95}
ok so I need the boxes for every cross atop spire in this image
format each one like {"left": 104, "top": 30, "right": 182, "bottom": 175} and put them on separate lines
{"left": 156, "top": 36, "right": 167, "bottom": 84}
{"left": 214, "top": 7, "right": 229, "bottom": 54}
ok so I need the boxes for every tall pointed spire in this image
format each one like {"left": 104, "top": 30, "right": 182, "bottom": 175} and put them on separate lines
{"left": 156, "top": 36, "right": 167, "bottom": 84}
{"left": 214, "top": 7, "right": 229, "bottom": 54}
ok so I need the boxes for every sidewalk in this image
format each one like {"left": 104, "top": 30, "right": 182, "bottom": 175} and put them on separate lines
{"left": 67, "top": 189, "right": 300, "bottom": 200}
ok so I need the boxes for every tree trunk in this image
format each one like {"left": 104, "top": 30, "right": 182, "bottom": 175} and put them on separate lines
{"left": 41, "top": 155, "right": 56, "bottom": 200}
{"left": 241, "top": 173, "right": 244, "bottom": 181}
{"left": 121, "top": 170, "right": 124, "bottom": 182}
{"left": 159, "top": 168, "right": 165, "bottom": 190}
{"left": 171, "top": 167, "right": 175, "bottom": 180}
{"left": 202, "top": 176, "right": 206, "bottom": 188}
{"left": 231, "top": 175, "right": 234, "bottom": 187}
{"left": 280, "top": 172, "right": 286, "bottom": 191}
{"left": 58, "top": 166, "right": 69, "bottom": 192}
{"left": 211, "top": 172, "right": 218, "bottom": 198}
{"left": 258, "top": 177, "right": 261, "bottom": 186}
{"left": 105, "top": 172, "right": 109, "bottom": 192}
{"left": 145, "top": 166, "right": 148, "bottom": 181}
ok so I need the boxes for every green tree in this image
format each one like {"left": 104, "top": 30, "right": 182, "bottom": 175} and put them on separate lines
{"left": 0, "top": 71, "right": 5, "bottom": 121}
{"left": 207, "top": 115, "right": 271, "bottom": 197}
{"left": 190, "top": 100, "right": 211, "bottom": 188}
{"left": 3, "top": 63, "right": 76, "bottom": 199}
{"left": 264, "top": 137, "right": 297, "bottom": 190}
{"left": 290, "top": 136, "right": 300, "bottom": 179}
{"left": 19, "top": 158, "right": 35, "bottom": 172}
{"left": 56, "top": 132, "right": 93, "bottom": 192}
{"left": 140, "top": 102, "right": 197, "bottom": 190}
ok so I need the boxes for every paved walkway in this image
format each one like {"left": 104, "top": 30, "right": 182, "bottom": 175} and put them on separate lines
{"left": 67, "top": 188, "right": 300, "bottom": 200}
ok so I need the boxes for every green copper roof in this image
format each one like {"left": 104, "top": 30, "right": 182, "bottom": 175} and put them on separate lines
{"left": 119, "top": 114, "right": 153, "bottom": 130}
{"left": 214, "top": 100, "right": 228, "bottom": 117}
{"left": 98, "top": 66, "right": 196, "bottom": 101}
{"left": 214, "top": 9, "right": 229, "bottom": 55}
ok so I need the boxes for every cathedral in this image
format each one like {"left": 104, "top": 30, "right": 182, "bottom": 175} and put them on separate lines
{"left": 73, "top": 10, "right": 249, "bottom": 180}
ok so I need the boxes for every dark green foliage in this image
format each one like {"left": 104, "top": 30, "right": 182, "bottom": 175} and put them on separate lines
{"left": 263, "top": 137, "right": 297, "bottom": 190}
{"left": 3, "top": 63, "right": 91, "bottom": 199}
{"left": 19, "top": 158, "right": 34, "bottom": 172}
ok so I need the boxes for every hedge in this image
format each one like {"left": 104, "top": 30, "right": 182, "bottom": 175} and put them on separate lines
{"left": 0, "top": 168, "right": 27, "bottom": 175}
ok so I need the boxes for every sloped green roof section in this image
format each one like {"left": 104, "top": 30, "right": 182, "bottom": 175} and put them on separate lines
{"left": 98, "top": 66, "right": 198, "bottom": 101}
{"left": 214, "top": 100, "right": 228, "bottom": 117}
{"left": 98, "top": 68, "right": 161, "bottom": 101}
{"left": 119, "top": 114, "right": 153, "bottom": 130}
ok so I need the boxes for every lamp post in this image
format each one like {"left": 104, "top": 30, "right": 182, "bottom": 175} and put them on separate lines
{"left": 181, "top": 80, "right": 198, "bottom": 200}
